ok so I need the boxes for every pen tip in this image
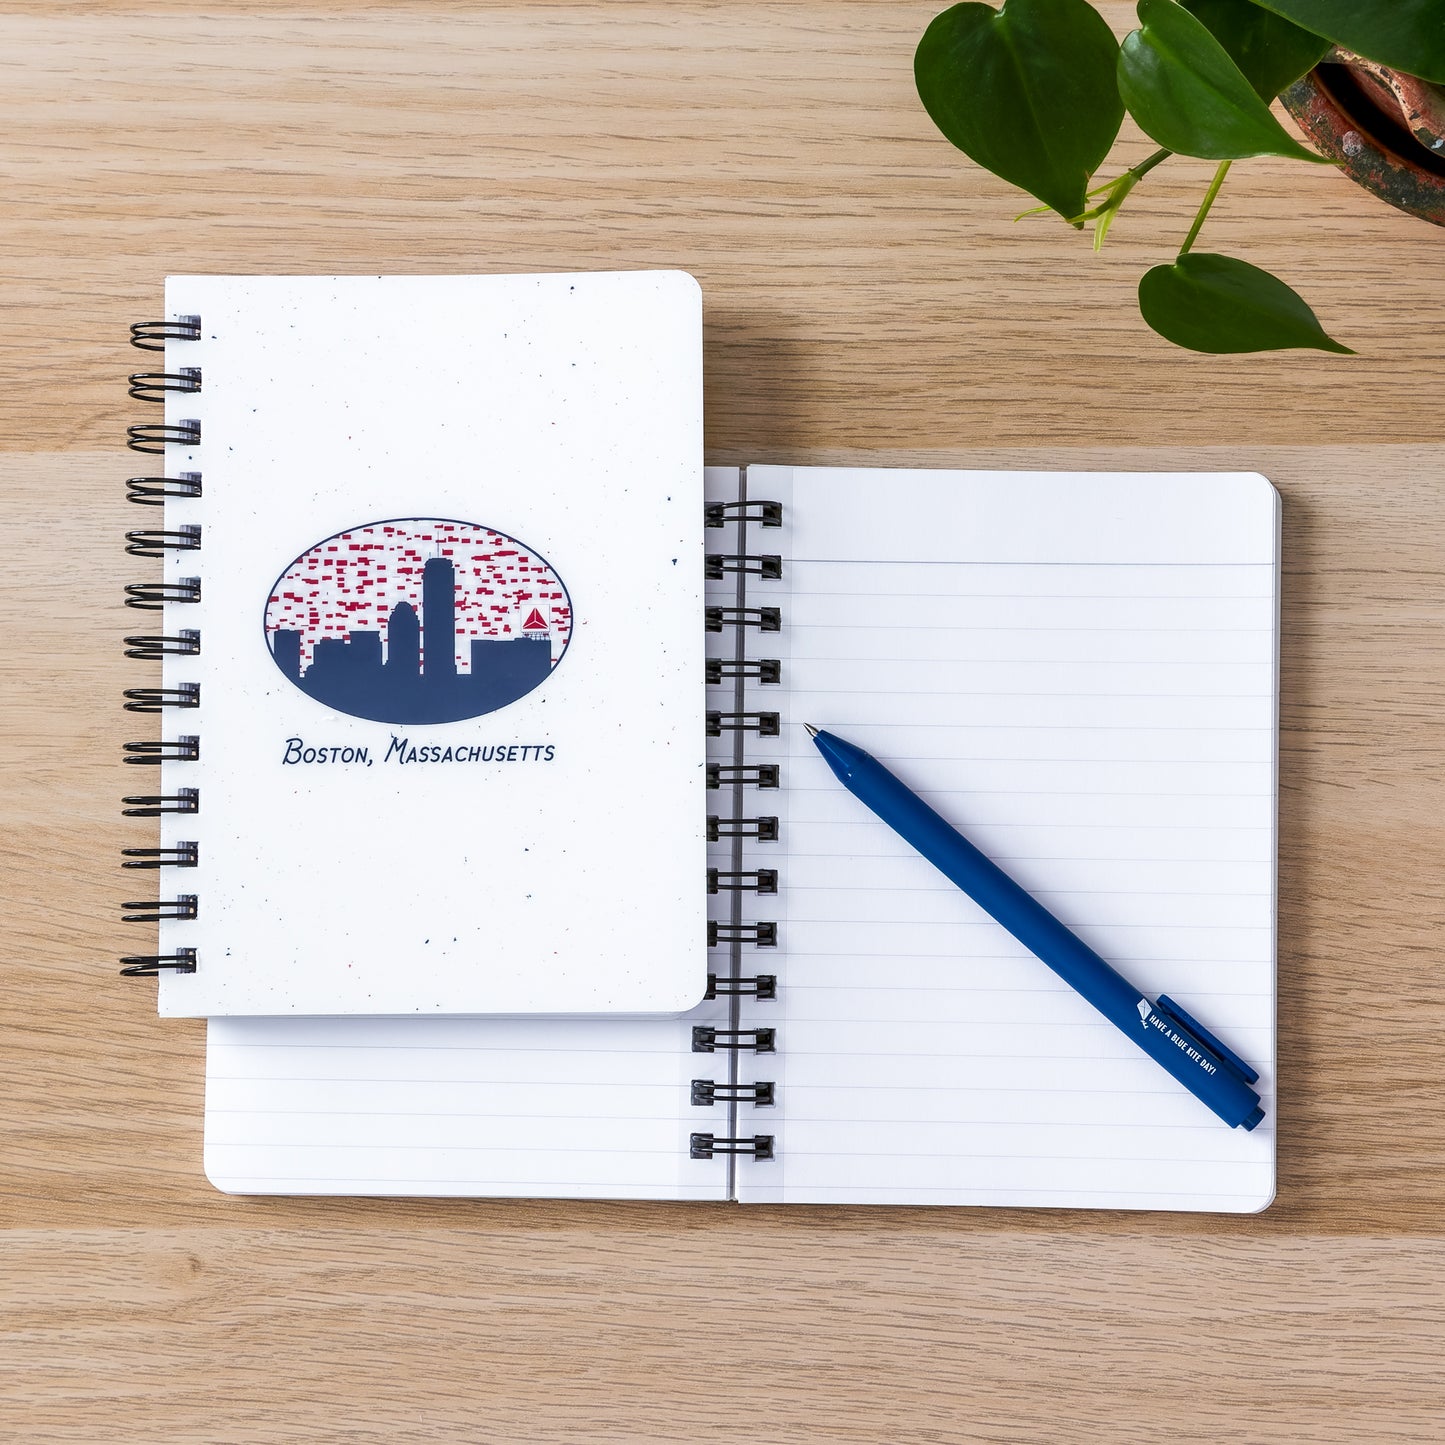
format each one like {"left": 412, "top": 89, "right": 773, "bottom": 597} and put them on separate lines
{"left": 804, "top": 723, "right": 819, "bottom": 738}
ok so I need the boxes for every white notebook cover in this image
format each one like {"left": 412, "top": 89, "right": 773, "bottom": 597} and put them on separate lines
{"left": 205, "top": 465, "right": 1278, "bottom": 1211}
{"left": 151, "top": 272, "right": 706, "bottom": 1017}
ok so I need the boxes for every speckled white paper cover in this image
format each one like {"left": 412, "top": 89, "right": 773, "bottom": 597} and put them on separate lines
{"left": 153, "top": 272, "right": 705, "bottom": 1017}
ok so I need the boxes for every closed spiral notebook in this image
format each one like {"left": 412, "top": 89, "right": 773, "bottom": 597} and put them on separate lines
{"left": 193, "top": 448, "right": 1279, "bottom": 1208}
{"left": 121, "top": 271, "right": 706, "bottom": 1018}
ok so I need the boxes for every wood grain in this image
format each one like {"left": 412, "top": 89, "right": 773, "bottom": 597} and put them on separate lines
{"left": 2, "top": 4, "right": 1443, "bottom": 1441}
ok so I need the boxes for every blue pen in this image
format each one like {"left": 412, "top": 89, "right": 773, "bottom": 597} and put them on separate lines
{"left": 807, "top": 726, "right": 1265, "bottom": 1131}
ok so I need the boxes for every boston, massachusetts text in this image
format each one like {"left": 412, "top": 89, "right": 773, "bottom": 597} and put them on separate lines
{"left": 282, "top": 737, "right": 557, "bottom": 767}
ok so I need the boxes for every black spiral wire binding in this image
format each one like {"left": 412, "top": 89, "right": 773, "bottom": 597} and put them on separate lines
{"left": 704, "top": 973, "right": 776, "bottom": 1000}
{"left": 707, "top": 869, "right": 778, "bottom": 895}
{"left": 128, "top": 369, "right": 201, "bottom": 401}
{"left": 119, "top": 950, "right": 198, "bottom": 977}
{"left": 123, "top": 631, "right": 200, "bottom": 660}
{"left": 122, "top": 684, "right": 200, "bottom": 712}
{"left": 696, "top": 479, "right": 783, "bottom": 1173}
{"left": 125, "top": 526, "right": 201, "bottom": 557}
{"left": 121, "top": 843, "right": 199, "bottom": 869}
{"left": 130, "top": 317, "right": 202, "bottom": 350}
{"left": 705, "top": 499, "right": 783, "bottom": 528}
{"left": 707, "top": 920, "right": 777, "bottom": 947}
{"left": 705, "top": 605, "right": 780, "bottom": 633}
{"left": 121, "top": 789, "right": 199, "bottom": 816}
{"left": 705, "top": 553, "right": 782, "bottom": 580}
{"left": 122, "top": 318, "right": 202, "bottom": 977}
{"left": 707, "top": 815, "right": 779, "bottom": 842}
{"left": 690, "top": 1080, "right": 776, "bottom": 1105}
{"left": 125, "top": 579, "right": 200, "bottom": 609}
{"left": 692, "top": 1026, "right": 776, "bottom": 1054}
{"left": 127, "top": 421, "right": 201, "bottom": 454}
{"left": 706, "top": 763, "right": 779, "bottom": 790}
{"left": 706, "top": 658, "right": 780, "bottom": 684}
{"left": 706, "top": 711, "right": 780, "bottom": 738}
{"left": 689, "top": 1134, "right": 775, "bottom": 1160}
{"left": 122, "top": 897, "right": 198, "bottom": 922}
{"left": 123, "top": 737, "right": 199, "bottom": 765}
{"left": 127, "top": 473, "right": 202, "bottom": 505}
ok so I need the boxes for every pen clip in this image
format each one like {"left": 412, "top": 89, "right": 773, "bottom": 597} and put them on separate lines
{"left": 1155, "top": 995, "right": 1260, "bottom": 1086}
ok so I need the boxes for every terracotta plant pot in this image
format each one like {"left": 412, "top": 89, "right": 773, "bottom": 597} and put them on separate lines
{"left": 1282, "top": 54, "right": 1445, "bottom": 227}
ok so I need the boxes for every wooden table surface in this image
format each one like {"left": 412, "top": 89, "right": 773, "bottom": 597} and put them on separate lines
{"left": 4, "top": 3, "right": 1444, "bottom": 1441}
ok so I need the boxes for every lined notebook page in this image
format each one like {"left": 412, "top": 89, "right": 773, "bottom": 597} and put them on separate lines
{"left": 205, "top": 1012, "right": 727, "bottom": 1198}
{"left": 206, "top": 1005, "right": 722, "bottom": 1196}
{"left": 736, "top": 466, "right": 1277, "bottom": 1211}
{"left": 201, "top": 468, "right": 748, "bottom": 1199}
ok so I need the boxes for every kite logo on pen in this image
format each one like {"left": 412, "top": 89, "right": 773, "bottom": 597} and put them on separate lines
{"left": 1137, "top": 999, "right": 1152, "bottom": 1028}
{"left": 264, "top": 517, "right": 572, "bottom": 725}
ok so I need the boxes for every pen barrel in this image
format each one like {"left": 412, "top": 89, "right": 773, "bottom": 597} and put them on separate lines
{"left": 819, "top": 735, "right": 1264, "bottom": 1130}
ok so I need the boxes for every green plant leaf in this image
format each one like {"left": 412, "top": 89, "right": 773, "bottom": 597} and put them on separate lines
{"left": 1119, "top": 0, "right": 1326, "bottom": 161}
{"left": 1138, "top": 252, "right": 1354, "bottom": 352}
{"left": 1247, "top": 1, "right": 1445, "bottom": 84}
{"left": 1181, "top": 0, "right": 1330, "bottom": 98}
{"left": 915, "top": 0, "right": 1125, "bottom": 219}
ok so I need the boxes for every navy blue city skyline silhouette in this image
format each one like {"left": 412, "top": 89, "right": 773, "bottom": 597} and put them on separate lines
{"left": 270, "top": 554, "right": 554, "bottom": 724}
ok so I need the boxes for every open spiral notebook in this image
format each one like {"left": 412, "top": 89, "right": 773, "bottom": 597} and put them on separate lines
{"left": 206, "top": 463, "right": 1279, "bottom": 1211}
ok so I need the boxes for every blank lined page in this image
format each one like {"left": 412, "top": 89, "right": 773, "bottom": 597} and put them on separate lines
{"left": 736, "top": 466, "right": 1277, "bottom": 1211}
{"left": 204, "top": 1011, "right": 728, "bottom": 1198}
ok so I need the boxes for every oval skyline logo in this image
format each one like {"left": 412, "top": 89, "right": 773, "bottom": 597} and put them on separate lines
{"left": 264, "top": 518, "right": 572, "bottom": 725}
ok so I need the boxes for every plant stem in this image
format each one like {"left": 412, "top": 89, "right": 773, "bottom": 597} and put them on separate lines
{"left": 1072, "top": 148, "right": 1174, "bottom": 248}
{"left": 1127, "top": 147, "right": 1172, "bottom": 184}
{"left": 1180, "top": 160, "right": 1232, "bottom": 255}
{"left": 1079, "top": 148, "right": 1172, "bottom": 206}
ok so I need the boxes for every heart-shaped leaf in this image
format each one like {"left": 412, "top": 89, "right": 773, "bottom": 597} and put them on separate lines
{"left": 1119, "top": 0, "right": 1326, "bottom": 161}
{"left": 1138, "top": 252, "right": 1354, "bottom": 353}
{"left": 1248, "top": 1, "right": 1445, "bottom": 85}
{"left": 1181, "top": 0, "right": 1330, "bottom": 99}
{"left": 915, "top": 0, "right": 1125, "bottom": 220}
